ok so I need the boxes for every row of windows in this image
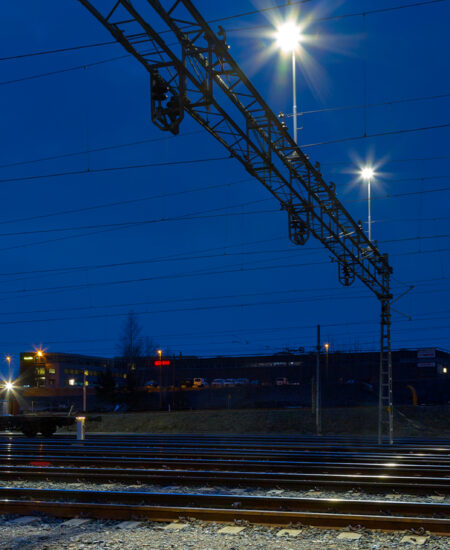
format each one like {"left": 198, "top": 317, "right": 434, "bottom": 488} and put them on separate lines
{"left": 35, "top": 368, "right": 55, "bottom": 375}
{"left": 64, "top": 369, "right": 98, "bottom": 376}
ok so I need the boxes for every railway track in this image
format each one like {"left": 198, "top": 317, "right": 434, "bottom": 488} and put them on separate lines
{"left": 0, "top": 486, "right": 448, "bottom": 534}
{"left": 0, "top": 464, "right": 449, "bottom": 494}
{"left": 0, "top": 434, "right": 447, "bottom": 534}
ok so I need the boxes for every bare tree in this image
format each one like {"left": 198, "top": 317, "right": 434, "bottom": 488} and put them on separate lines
{"left": 119, "top": 310, "right": 143, "bottom": 360}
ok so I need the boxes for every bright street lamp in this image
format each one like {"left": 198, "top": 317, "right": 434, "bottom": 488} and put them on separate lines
{"left": 360, "top": 167, "right": 375, "bottom": 241}
{"left": 5, "top": 381, "right": 13, "bottom": 391}
{"left": 275, "top": 21, "right": 302, "bottom": 144}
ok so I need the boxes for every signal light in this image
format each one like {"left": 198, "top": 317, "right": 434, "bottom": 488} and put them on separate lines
{"left": 151, "top": 74, "right": 169, "bottom": 102}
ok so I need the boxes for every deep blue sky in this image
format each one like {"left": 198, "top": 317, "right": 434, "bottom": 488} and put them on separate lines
{"left": 1, "top": 0, "right": 449, "bottom": 375}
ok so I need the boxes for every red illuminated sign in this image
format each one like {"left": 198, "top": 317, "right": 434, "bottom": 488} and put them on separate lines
{"left": 154, "top": 360, "right": 170, "bottom": 366}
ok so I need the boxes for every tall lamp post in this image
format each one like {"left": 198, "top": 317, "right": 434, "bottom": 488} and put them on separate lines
{"left": 6, "top": 356, "right": 11, "bottom": 382}
{"left": 275, "top": 21, "right": 302, "bottom": 144}
{"left": 361, "top": 167, "right": 374, "bottom": 241}
{"left": 83, "top": 370, "right": 88, "bottom": 412}
{"left": 157, "top": 350, "right": 163, "bottom": 409}
{"left": 324, "top": 343, "right": 329, "bottom": 383}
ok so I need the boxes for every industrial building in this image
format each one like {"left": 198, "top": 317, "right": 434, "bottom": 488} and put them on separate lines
{"left": 17, "top": 347, "right": 449, "bottom": 411}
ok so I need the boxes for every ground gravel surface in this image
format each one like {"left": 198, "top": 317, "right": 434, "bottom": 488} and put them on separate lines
{"left": 0, "top": 517, "right": 449, "bottom": 550}
{"left": 2, "top": 479, "right": 449, "bottom": 503}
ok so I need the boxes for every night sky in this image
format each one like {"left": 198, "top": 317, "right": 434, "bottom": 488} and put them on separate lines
{"left": 1, "top": 0, "right": 449, "bottom": 377}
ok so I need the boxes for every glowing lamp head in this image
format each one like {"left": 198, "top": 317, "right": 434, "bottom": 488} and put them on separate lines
{"left": 6, "top": 356, "right": 11, "bottom": 362}
{"left": 5, "top": 382, "right": 13, "bottom": 391}
{"left": 324, "top": 343, "right": 329, "bottom": 351}
{"left": 361, "top": 167, "right": 374, "bottom": 180}
{"left": 275, "top": 21, "right": 302, "bottom": 53}
{"left": 157, "top": 349, "right": 162, "bottom": 356}
{"left": 36, "top": 350, "right": 43, "bottom": 357}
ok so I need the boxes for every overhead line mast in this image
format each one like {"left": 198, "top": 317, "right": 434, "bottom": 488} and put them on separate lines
{"left": 78, "top": 0, "right": 394, "bottom": 444}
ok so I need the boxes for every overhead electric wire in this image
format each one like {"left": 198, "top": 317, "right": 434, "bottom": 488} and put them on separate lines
{"left": 0, "top": 54, "right": 130, "bottom": 86}
{"left": 0, "top": 181, "right": 448, "bottom": 254}
{"left": 0, "top": 282, "right": 448, "bottom": 326}
{"left": 0, "top": 155, "right": 231, "bottom": 185}
{"left": 2, "top": 202, "right": 450, "bottom": 240}
{"left": 0, "top": 201, "right": 274, "bottom": 238}
{"left": 0, "top": 178, "right": 252, "bottom": 227}
{"left": 1, "top": 97, "right": 448, "bottom": 172}
{"left": 0, "top": 0, "right": 442, "bottom": 62}
{"left": 322, "top": 155, "right": 450, "bottom": 167}
{"left": 1, "top": 278, "right": 449, "bottom": 320}
{"left": 0, "top": 130, "right": 203, "bottom": 170}
{"left": 302, "top": 123, "right": 450, "bottom": 148}
{"left": 299, "top": 93, "right": 450, "bottom": 116}
{"left": 0, "top": 236, "right": 448, "bottom": 288}
{"left": 3, "top": 307, "right": 450, "bottom": 350}
{"left": 2, "top": 234, "right": 450, "bottom": 299}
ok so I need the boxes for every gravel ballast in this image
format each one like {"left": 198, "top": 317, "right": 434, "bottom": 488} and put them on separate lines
{"left": 0, "top": 517, "right": 449, "bottom": 550}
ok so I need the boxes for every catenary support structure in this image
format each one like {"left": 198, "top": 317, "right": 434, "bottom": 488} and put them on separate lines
{"left": 78, "top": 0, "right": 394, "bottom": 444}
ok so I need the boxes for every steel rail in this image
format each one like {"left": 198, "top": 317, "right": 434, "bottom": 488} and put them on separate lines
{"left": 0, "top": 465, "right": 449, "bottom": 493}
{"left": 1, "top": 454, "right": 448, "bottom": 476}
{"left": 0, "top": 487, "right": 448, "bottom": 534}
{"left": 4, "top": 434, "right": 450, "bottom": 453}
{"left": 0, "top": 440, "right": 448, "bottom": 464}
{"left": 5, "top": 435, "right": 449, "bottom": 451}
{"left": 0, "top": 444, "right": 448, "bottom": 464}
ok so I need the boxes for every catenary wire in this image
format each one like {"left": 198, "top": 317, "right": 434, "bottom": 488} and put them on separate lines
{"left": 0, "top": 0, "right": 442, "bottom": 62}
{"left": 0, "top": 155, "right": 231, "bottom": 185}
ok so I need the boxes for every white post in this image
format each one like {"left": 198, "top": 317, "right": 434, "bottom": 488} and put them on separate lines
{"left": 368, "top": 177, "right": 372, "bottom": 241}
{"left": 76, "top": 417, "right": 85, "bottom": 440}
{"left": 292, "top": 50, "right": 298, "bottom": 144}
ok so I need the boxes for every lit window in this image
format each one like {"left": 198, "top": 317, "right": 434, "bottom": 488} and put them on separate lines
{"left": 444, "top": 367, "right": 448, "bottom": 374}
{"left": 48, "top": 368, "right": 55, "bottom": 374}
{"left": 68, "top": 379, "right": 75, "bottom": 386}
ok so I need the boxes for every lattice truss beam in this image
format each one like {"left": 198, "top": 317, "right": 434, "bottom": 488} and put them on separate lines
{"left": 78, "top": 0, "right": 393, "bottom": 302}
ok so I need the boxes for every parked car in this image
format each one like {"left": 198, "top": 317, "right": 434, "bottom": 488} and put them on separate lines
{"left": 276, "top": 377, "right": 288, "bottom": 386}
{"left": 180, "top": 379, "right": 193, "bottom": 389}
{"left": 193, "top": 377, "right": 208, "bottom": 388}
{"left": 211, "top": 378, "right": 226, "bottom": 388}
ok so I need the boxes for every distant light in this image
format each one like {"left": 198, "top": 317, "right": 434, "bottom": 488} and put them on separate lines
{"left": 23, "top": 356, "right": 33, "bottom": 361}
{"left": 275, "top": 21, "right": 302, "bottom": 53}
{"left": 443, "top": 367, "right": 448, "bottom": 374}
{"left": 154, "top": 360, "right": 170, "bottom": 366}
{"left": 6, "top": 356, "right": 11, "bottom": 362}
{"left": 361, "top": 167, "right": 374, "bottom": 180}
{"left": 68, "top": 378, "right": 75, "bottom": 386}
{"left": 36, "top": 350, "right": 44, "bottom": 357}
{"left": 157, "top": 349, "right": 163, "bottom": 356}
{"left": 5, "top": 382, "right": 13, "bottom": 391}
{"left": 324, "top": 343, "right": 329, "bottom": 351}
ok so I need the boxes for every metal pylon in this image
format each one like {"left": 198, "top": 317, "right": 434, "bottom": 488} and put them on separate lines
{"left": 378, "top": 265, "right": 393, "bottom": 444}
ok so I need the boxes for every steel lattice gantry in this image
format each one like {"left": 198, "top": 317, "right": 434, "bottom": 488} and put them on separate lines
{"left": 78, "top": 0, "right": 394, "bottom": 444}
